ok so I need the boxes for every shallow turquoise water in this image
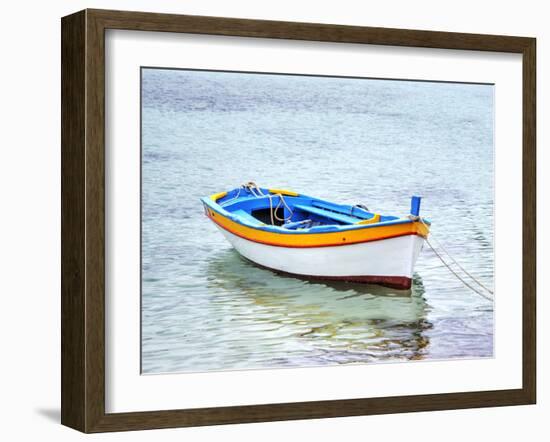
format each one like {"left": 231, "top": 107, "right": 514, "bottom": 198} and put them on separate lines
{"left": 141, "top": 68, "right": 494, "bottom": 374}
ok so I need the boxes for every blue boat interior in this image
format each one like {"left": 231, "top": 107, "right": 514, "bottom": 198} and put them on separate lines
{"left": 205, "top": 186, "right": 405, "bottom": 232}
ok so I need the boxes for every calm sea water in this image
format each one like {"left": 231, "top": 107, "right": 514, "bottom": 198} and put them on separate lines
{"left": 141, "top": 68, "right": 494, "bottom": 374}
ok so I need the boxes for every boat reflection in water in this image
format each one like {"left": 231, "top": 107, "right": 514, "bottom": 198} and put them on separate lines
{"left": 205, "top": 249, "right": 432, "bottom": 369}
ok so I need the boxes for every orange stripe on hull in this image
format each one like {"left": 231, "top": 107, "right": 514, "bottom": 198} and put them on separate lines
{"left": 206, "top": 210, "right": 427, "bottom": 248}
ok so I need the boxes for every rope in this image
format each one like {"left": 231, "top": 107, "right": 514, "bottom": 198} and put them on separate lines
{"left": 425, "top": 237, "right": 493, "bottom": 301}
{"left": 419, "top": 218, "right": 494, "bottom": 295}
{"left": 271, "top": 192, "right": 294, "bottom": 222}
{"left": 410, "top": 215, "right": 494, "bottom": 301}
{"left": 245, "top": 182, "right": 264, "bottom": 198}
{"left": 220, "top": 186, "right": 243, "bottom": 206}
{"left": 243, "top": 182, "right": 293, "bottom": 225}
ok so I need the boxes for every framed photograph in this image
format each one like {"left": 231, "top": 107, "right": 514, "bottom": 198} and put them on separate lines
{"left": 61, "top": 9, "right": 536, "bottom": 433}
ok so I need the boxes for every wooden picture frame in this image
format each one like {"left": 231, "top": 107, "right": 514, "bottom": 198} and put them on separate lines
{"left": 61, "top": 8, "right": 536, "bottom": 433}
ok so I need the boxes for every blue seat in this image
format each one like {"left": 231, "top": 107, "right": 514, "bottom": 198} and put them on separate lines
{"left": 293, "top": 204, "right": 358, "bottom": 224}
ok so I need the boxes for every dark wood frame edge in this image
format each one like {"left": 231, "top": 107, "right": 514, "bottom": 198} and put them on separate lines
{"left": 61, "top": 8, "right": 536, "bottom": 433}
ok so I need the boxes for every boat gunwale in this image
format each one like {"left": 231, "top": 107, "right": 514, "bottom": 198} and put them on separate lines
{"left": 201, "top": 193, "right": 430, "bottom": 236}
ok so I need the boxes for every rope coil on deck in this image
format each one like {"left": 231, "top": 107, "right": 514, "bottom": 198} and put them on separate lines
{"left": 410, "top": 215, "right": 494, "bottom": 301}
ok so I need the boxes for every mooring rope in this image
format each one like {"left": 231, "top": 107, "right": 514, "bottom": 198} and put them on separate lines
{"left": 420, "top": 219, "right": 493, "bottom": 295}
{"left": 425, "top": 237, "right": 493, "bottom": 301}
{"left": 410, "top": 215, "right": 494, "bottom": 301}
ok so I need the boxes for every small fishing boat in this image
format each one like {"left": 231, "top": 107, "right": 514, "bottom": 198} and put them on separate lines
{"left": 201, "top": 183, "right": 430, "bottom": 289}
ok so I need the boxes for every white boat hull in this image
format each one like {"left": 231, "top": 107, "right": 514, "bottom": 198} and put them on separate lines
{"left": 216, "top": 226, "right": 425, "bottom": 289}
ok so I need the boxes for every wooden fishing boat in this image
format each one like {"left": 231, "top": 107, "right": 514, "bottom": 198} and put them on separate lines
{"left": 201, "top": 183, "right": 430, "bottom": 289}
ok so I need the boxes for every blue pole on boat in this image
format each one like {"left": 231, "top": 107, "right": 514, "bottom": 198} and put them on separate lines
{"left": 410, "top": 196, "right": 422, "bottom": 216}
